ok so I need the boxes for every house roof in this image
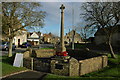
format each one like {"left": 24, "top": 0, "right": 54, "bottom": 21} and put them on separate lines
{"left": 27, "top": 32, "right": 41, "bottom": 36}
{"left": 65, "top": 30, "right": 81, "bottom": 37}
{"left": 43, "top": 33, "right": 53, "bottom": 37}
{"left": 94, "top": 25, "right": 120, "bottom": 36}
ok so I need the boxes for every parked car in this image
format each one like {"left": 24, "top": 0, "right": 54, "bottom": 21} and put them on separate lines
{"left": 20, "top": 42, "right": 32, "bottom": 48}
{"left": 0, "top": 42, "right": 16, "bottom": 50}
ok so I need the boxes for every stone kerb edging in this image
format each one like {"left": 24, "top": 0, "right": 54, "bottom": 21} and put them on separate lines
{"left": 2, "top": 69, "right": 30, "bottom": 78}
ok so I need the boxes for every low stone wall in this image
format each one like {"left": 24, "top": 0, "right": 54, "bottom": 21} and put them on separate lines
{"left": 79, "top": 55, "right": 107, "bottom": 76}
{"left": 23, "top": 49, "right": 55, "bottom": 72}
{"left": 50, "top": 55, "right": 107, "bottom": 76}
{"left": 23, "top": 49, "right": 108, "bottom": 76}
{"left": 50, "top": 57, "right": 79, "bottom": 76}
{"left": 23, "top": 58, "right": 31, "bottom": 69}
{"left": 23, "top": 49, "right": 55, "bottom": 58}
{"left": 34, "top": 49, "right": 55, "bottom": 58}
{"left": 33, "top": 58, "right": 51, "bottom": 72}
{"left": 23, "top": 57, "right": 51, "bottom": 72}
{"left": 51, "top": 59, "right": 69, "bottom": 76}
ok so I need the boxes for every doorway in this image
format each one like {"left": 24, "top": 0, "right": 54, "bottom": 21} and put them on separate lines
{"left": 18, "top": 39, "right": 20, "bottom": 47}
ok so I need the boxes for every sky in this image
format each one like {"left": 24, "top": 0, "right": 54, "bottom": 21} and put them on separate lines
{"left": 27, "top": 2, "right": 85, "bottom": 36}
{"left": 2, "top": 0, "right": 119, "bottom": 38}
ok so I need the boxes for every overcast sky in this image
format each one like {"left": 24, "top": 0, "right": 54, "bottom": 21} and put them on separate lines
{"left": 27, "top": 2, "right": 85, "bottom": 36}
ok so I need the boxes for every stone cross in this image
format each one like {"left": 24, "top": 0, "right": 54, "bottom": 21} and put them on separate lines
{"left": 60, "top": 4, "right": 66, "bottom": 52}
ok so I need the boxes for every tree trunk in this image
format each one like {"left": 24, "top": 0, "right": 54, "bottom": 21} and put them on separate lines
{"left": 84, "top": 34, "right": 87, "bottom": 45}
{"left": 108, "top": 36, "right": 116, "bottom": 59}
{"left": 8, "top": 38, "right": 13, "bottom": 57}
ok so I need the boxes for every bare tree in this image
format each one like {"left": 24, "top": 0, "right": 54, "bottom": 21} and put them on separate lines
{"left": 80, "top": 26, "right": 89, "bottom": 43}
{"left": 76, "top": 22, "right": 95, "bottom": 43}
{"left": 81, "top": 2, "right": 120, "bottom": 58}
{"left": 2, "top": 2, "right": 46, "bottom": 57}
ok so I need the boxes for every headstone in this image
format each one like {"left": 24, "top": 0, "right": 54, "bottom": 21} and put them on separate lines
{"left": 13, "top": 53, "right": 23, "bottom": 67}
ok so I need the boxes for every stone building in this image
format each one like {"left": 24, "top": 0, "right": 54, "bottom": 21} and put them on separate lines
{"left": 64, "top": 30, "right": 82, "bottom": 43}
{"left": 94, "top": 25, "right": 120, "bottom": 47}
{"left": 43, "top": 33, "right": 60, "bottom": 44}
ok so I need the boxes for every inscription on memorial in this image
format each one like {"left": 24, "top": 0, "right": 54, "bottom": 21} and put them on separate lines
{"left": 55, "top": 64, "right": 63, "bottom": 69}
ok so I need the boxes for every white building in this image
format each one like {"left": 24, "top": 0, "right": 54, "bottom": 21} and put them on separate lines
{"left": 13, "top": 29, "right": 27, "bottom": 47}
{"left": 27, "top": 32, "right": 42, "bottom": 45}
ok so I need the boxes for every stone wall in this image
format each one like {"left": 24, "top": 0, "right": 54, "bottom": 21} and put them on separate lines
{"left": 79, "top": 55, "right": 108, "bottom": 76}
{"left": 35, "top": 49, "right": 55, "bottom": 58}
{"left": 23, "top": 57, "right": 51, "bottom": 72}
{"left": 50, "top": 57, "right": 79, "bottom": 76}
{"left": 23, "top": 49, "right": 55, "bottom": 58}
{"left": 23, "top": 49, "right": 108, "bottom": 76}
{"left": 33, "top": 58, "right": 51, "bottom": 72}
{"left": 50, "top": 55, "right": 107, "bottom": 76}
{"left": 51, "top": 59, "right": 69, "bottom": 76}
{"left": 23, "top": 49, "right": 55, "bottom": 72}
{"left": 23, "top": 58, "right": 31, "bottom": 69}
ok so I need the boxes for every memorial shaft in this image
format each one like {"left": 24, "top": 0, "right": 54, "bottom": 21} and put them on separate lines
{"left": 60, "top": 4, "right": 65, "bottom": 52}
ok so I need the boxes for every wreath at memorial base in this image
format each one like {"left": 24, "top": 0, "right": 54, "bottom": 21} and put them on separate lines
{"left": 55, "top": 51, "right": 68, "bottom": 56}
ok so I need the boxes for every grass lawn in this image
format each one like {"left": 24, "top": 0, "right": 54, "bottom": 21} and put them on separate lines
{"left": 44, "top": 74, "right": 117, "bottom": 80}
{"left": 1, "top": 62, "right": 27, "bottom": 77}
{"left": 43, "top": 54, "right": 120, "bottom": 80}
{"left": 1, "top": 55, "right": 27, "bottom": 77}
{"left": 41, "top": 48, "right": 54, "bottom": 49}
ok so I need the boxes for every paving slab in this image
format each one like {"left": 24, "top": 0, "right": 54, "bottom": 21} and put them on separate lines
{"left": 2, "top": 71, "right": 47, "bottom": 80}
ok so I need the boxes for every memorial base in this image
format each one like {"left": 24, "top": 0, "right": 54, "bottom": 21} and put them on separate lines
{"left": 50, "top": 57, "right": 79, "bottom": 76}
{"left": 56, "top": 46, "right": 66, "bottom": 52}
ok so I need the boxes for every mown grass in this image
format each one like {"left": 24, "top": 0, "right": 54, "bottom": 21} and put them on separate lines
{"left": 1, "top": 55, "right": 27, "bottom": 77}
{"left": 41, "top": 48, "right": 54, "bottom": 49}
{"left": 43, "top": 54, "right": 120, "bottom": 80}
{"left": 44, "top": 74, "right": 118, "bottom": 80}
{"left": 1, "top": 62, "right": 27, "bottom": 76}
{"left": 108, "top": 54, "right": 120, "bottom": 64}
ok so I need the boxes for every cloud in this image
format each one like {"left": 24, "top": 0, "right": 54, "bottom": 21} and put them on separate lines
{"left": 37, "top": 2, "right": 84, "bottom": 36}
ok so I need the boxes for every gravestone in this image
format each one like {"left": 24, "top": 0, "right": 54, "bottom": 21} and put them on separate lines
{"left": 13, "top": 53, "right": 23, "bottom": 67}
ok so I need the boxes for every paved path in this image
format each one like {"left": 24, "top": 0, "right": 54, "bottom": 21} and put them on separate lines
{"left": 1, "top": 44, "right": 54, "bottom": 56}
{"left": 0, "top": 48, "right": 26, "bottom": 56}
{"left": 2, "top": 71, "right": 47, "bottom": 80}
